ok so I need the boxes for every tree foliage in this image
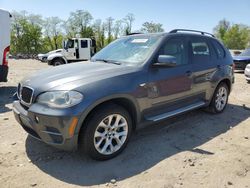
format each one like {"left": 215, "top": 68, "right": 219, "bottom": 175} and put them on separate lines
{"left": 141, "top": 21, "right": 164, "bottom": 33}
{"left": 11, "top": 11, "right": 43, "bottom": 54}
{"left": 10, "top": 10, "right": 138, "bottom": 55}
{"left": 214, "top": 19, "right": 250, "bottom": 49}
{"left": 12, "top": 10, "right": 250, "bottom": 56}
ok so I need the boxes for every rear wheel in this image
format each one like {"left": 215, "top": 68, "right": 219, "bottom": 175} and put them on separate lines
{"left": 207, "top": 83, "right": 229, "bottom": 113}
{"left": 79, "top": 104, "right": 132, "bottom": 160}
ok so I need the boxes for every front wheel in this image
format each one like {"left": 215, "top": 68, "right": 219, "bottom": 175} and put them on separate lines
{"left": 208, "top": 83, "right": 229, "bottom": 113}
{"left": 79, "top": 104, "right": 132, "bottom": 160}
{"left": 53, "top": 59, "right": 64, "bottom": 66}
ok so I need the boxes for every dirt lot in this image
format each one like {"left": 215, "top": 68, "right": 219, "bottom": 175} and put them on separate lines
{"left": 0, "top": 59, "right": 250, "bottom": 188}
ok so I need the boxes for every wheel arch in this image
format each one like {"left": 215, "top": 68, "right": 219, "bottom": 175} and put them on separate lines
{"left": 51, "top": 57, "right": 67, "bottom": 65}
{"left": 76, "top": 95, "right": 141, "bottom": 139}
{"left": 217, "top": 78, "right": 232, "bottom": 93}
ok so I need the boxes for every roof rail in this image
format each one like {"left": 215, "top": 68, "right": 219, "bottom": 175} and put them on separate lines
{"left": 169, "top": 29, "right": 215, "bottom": 38}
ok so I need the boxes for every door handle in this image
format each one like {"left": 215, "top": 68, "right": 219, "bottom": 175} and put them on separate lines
{"left": 186, "top": 71, "right": 192, "bottom": 76}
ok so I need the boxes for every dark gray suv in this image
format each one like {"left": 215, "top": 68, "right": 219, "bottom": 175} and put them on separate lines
{"left": 13, "top": 29, "right": 234, "bottom": 160}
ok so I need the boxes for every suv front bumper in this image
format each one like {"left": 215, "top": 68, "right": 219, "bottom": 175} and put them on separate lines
{"left": 13, "top": 101, "right": 79, "bottom": 151}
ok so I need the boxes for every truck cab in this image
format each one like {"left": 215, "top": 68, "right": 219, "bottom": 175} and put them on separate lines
{"left": 0, "top": 9, "right": 11, "bottom": 82}
{"left": 47, "top": 37, "right": 96, "bottom": 66}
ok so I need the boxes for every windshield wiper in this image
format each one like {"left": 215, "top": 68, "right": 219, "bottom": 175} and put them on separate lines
{"left": 94, "top": 59, "right": 121, "bottom": 65}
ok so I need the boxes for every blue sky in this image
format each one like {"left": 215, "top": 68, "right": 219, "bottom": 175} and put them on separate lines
{"left": 1, "top": 0, "right": 250, "bottom": 33}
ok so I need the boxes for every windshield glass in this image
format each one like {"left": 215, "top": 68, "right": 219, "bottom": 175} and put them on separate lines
{"left": 65, "top": 39, "right": 74, "bottom": 49}
{"left": 239, "top": 48, "right": 250, "bottom": 56}
{"left": 91, "top": 35, "right": 162, "bottom": 65}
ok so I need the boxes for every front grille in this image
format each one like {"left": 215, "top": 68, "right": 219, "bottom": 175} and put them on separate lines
{"left": 21, "top": 87, "right": 33, "bottom": 104}
{"left": 17, "top": 85, "right": 34, "bottom": 105}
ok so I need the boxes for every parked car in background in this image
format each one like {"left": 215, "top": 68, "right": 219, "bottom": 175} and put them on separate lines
{"left": 38, "top": 49, "right": 63, "bottom": 62}
{"left": 13, "top": 29, "right": 234, "bottom": 160}
{"left": 233, "top": 48, "right": 250, "bottom": 70}
{"left": 245, "top": 64, "right": 250, "bottom": 83}
{"left": 0, "top": 9, "right": 11, "bottom": 82}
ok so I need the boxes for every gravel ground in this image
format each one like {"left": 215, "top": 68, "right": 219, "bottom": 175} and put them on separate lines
{"left": 0, "top": 59, "right": 250, "bottom": 188}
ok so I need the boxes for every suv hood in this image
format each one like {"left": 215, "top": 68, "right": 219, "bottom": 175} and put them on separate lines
{"left": 20, "top": 61, "right": 137, "bottom": 92}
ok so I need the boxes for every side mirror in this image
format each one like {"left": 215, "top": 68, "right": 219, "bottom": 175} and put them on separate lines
{"left": 154, "top": 55, "right": 177, "bottom": 67}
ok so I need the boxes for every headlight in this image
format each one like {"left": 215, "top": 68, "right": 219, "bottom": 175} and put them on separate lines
{"left": 37, "top": 91, "right": 83, "bottom": 108}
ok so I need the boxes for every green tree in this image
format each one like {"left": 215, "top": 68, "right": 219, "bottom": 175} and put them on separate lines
{"left": 11, "top": 11, "right": 43, "bottom": 55}
{"left": 105, "top": 17, "right": 114, "bottom": 44}
{"left": 223, "top": 25, "right": 249, "bottom": 49}
{"left": 92, "top": 19, "right": 105, "bottom": 51}
{"left": 123, "top": 13, "right": 135, "bottom": 34}
{"left": 43, "top": 17, "right": 63, "bottom": 50}
{"left": 141, "top": 21, "right": 164, "bottom": 33}
{"left": 213, "top": 19, "right": 230, "bottom": 40}
{"left": 66, "top": 10, "right": 94, "bottom": 38}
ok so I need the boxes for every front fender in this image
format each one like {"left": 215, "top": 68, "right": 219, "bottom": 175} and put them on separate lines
{"left": 75, "top": 94, "right": 141, "bottom": 134}
{"left": 47, "top": 53, "right": 68, "bottom": 64}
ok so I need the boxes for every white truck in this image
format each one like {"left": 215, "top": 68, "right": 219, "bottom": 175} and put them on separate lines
{"left": 47, "top": 37, "right": 96, "bottom": 66}
{"left": 0, "top": 9, "right": 11, "bottom": 82}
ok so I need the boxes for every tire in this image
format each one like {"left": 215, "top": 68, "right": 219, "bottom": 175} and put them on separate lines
{"left": 53, "top": 58, "right": 64, "bottom": 66}
{"left": 79, "top": 104, "right": 132, "bottom": 160}
{"left": 207, "top": 82, "right": 229, "bottom": 114}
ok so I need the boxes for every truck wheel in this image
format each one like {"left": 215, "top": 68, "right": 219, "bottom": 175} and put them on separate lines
{"left": 207, "top": 82, "right": 229, "bottom": 114}
{"left": 53, "top": 59, "right": 64, "bottom": 66}
{"left": 79, "top": 104, "right": 132, "bottom": 160}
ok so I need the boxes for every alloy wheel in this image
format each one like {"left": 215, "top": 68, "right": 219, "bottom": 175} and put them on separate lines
{"left": 94, "top": 114, "right": 128, "bottom": 155}
{"left": 215, "top": 86, "right": 228, "bottom": 111}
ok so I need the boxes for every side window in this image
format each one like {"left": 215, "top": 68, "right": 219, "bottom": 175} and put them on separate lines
{"left": 190, "top": 37, "right": 211, "bottom": 64}
{"left": 160, "top": 38, "right": 187, "bottom": 65}
{"left": 81, "top": 40, "right": 88, "bottom": 48}
{"left": 211, "top": 40, "right": 225, "bottom": 59}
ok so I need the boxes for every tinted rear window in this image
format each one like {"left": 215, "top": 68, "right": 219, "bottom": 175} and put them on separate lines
{"left": 211, "top": 40, "right": 225, "bottom": 59}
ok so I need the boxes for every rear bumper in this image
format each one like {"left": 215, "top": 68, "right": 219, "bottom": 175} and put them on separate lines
{"left": 0, "top": 65, "right": 8, "bottom": 82}
{"left": 12, "top": 100, "right": 79, "bottom": 151}
{"left": 234, "top": 61, "right": 248, "bottom": 70}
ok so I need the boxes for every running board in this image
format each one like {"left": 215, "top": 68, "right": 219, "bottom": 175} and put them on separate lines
{"left": 146, "top": 101, "right": 206, "bottom": 122}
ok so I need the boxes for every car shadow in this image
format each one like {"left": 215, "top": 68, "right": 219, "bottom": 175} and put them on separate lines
{"left": 0, "top": 86, "right": 17, "bottom": 113}
{"left": 25, "top": 103, "right": 250, "bottom": 186}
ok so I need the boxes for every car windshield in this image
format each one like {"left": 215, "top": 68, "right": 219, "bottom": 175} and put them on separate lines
{"left": 91, "top": 35, "right": 162, "bottom": 65}
{"left": 239, "top": 48, "right": 250, "bottom": 56}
